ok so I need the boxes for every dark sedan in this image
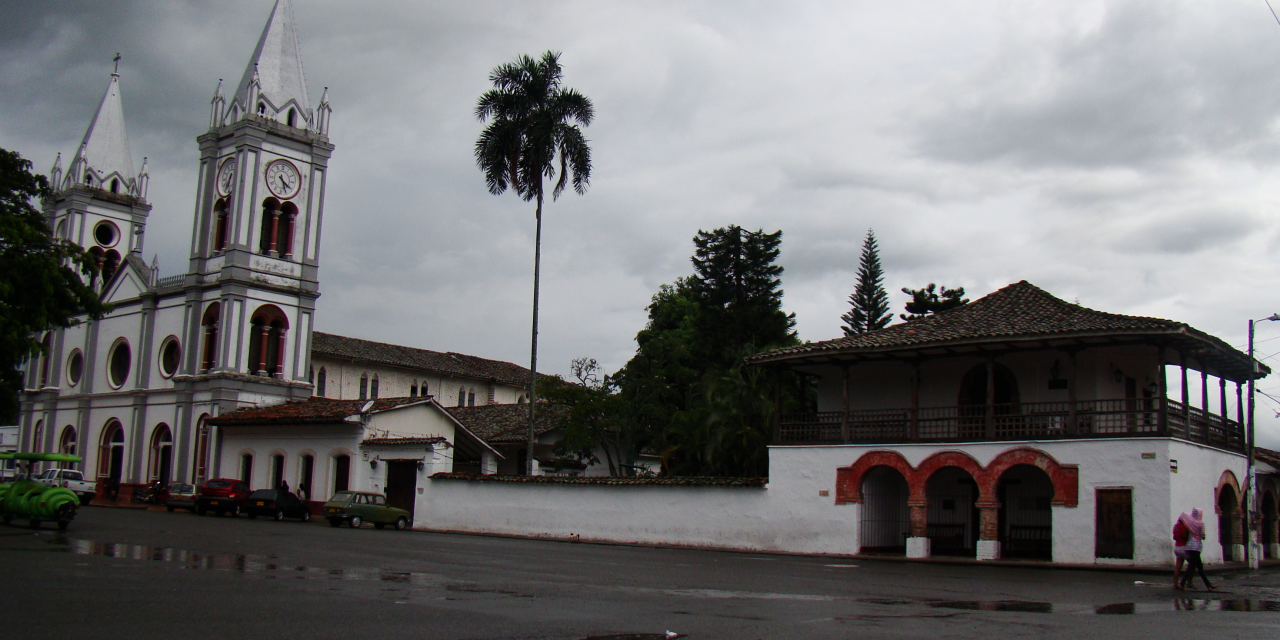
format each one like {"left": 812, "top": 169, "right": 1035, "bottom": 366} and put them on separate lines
{"left": 245, "top": 490, "right": 312, "bottom": 521}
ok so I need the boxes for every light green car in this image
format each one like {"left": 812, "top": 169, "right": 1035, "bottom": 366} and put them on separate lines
{"left": 322, "top": 491, "right": 411, "bottom": 530}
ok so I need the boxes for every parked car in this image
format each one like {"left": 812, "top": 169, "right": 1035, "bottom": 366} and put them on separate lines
{"left": 165, "top": 483, "right": 198, "bottom": 513}
{"left": 245, "top": 489, "right": 312, "bottom": 522}
{"left": 196, "top": 478, "right": 251, "bottom": 516}
{"left": 322, "top": 491, "right": 411, "bottom": 530}
{"left": 34, "top": 468, "right": 96, "bottom": 505}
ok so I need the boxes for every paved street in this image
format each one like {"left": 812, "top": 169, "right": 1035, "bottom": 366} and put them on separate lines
{"left": 3, "top": 507, "right": 1280, "bottom": 639}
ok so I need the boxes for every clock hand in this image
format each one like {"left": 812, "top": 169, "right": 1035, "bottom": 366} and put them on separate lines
{"left": 278, "top": 176, "right": 289, "bottom": 191}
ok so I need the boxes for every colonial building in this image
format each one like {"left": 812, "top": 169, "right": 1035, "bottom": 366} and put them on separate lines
{"left": 748, "top": 281, "right": 1275, "bottom": 566}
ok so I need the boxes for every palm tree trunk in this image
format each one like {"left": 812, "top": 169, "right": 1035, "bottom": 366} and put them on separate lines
{"left": 526, "top": 191, "right": 543, "bottom": 476}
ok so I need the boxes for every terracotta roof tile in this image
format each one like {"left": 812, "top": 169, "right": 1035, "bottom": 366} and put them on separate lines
{"left": 444, "top": 403, "right": 568, "bottom": 444}
{"left": 312, "top": 332, "right": 534, "bottom": 388}
{"left": 749, "top": 281, "right": 1263, "bottom": 381}
{"left": 208, "top": 396, "right": 427, "bottom": 426}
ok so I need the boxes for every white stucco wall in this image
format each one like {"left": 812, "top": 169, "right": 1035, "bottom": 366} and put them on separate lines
{"left": 413, "top": 438, "right": 1247, "bottom": 566}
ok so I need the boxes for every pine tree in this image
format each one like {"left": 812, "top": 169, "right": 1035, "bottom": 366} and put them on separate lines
{"left": 840, "top": 230, "right": 891, "bottom": 335}
{"left": 899, "top": 283, "right": 968, "bottom": 321}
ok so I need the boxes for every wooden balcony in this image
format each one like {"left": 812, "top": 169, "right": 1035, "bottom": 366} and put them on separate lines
{"left": 776, "top": 398, "right": 1243, "bottom": 453}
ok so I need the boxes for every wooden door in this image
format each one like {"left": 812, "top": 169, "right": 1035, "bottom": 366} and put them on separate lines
{"left": 1095, "top": 489, "right": 1133, "bottom": 559}
{"left": 385, "top": 461, "right": 417, "bottom": 519}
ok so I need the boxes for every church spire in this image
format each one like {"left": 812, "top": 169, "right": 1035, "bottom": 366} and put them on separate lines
{"left": 69, "top": 64, "right": 136, "bottom": 193}
{"left": 230, "top": 0, "right": 310, "bottom": 125}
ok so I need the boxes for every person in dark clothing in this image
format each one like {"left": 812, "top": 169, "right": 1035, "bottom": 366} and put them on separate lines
{"left": 1178, "top": 508, "right": 1216, "bottom": 591}
{"left": 280, "top": 479, "right": 290, "bottom": 493}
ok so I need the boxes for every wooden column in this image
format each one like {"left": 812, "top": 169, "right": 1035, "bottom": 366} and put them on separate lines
{"left": 1220, "top": 377, "right": 1228, "bottom": 429}
{"left": 1237, "top": 382, "right": 1245, "bottom": 430}
{"left": 256, "top": 325, "right": 269, "bottom": 376}
{"left": 1180, "top": 356, "right": 1190, "bottom": 425}
{"left": 267, "top": 208, "right": 281, "bottom": 253}
{"left": 910, "top": 361, "right": 921, "bottom": 440}
{"left": 985, "top": 360, "right": 995, "bottom": 439}
{"left": 840, "top": 366, "right": 850, "bottom": 443}
{"left": 772, "top": 373, "right": 782, "bottom": 442}
{"left": 1201, "top": 369, "right": 1210, "bottom": 425}
{"left": 1067, "top": 350, "right": 1078, "bottom": 435}
{"left": 1158, "top": 347, "right": 1169, "bottom": 434}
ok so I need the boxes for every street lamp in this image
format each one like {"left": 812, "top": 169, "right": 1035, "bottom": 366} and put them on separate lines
{"left": 1246, "top": 313, "right": 1280, "bottom": 570}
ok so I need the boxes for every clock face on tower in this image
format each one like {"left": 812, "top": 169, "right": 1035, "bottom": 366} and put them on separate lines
{"left": 216, "top": 158, "right": 236, "bottom": 197}
{"left": 265, "top": 159, "right": 301, "bottom": 199}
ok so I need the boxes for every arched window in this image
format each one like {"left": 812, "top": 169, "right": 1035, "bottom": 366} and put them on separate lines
{"left": 277, "top": 202, "right": 298, "bottom": 257}
{"left": 110, "top": 178, "right": 119, "bottom": 193}
{"left": 359, "top": 374, "right": 368, "bottom": 400}
{"left": 30, "top": 420, "right": 43, "bottom": 454}
{"left": 287, "top": 108, "right": 297, "bottom": 128}
{"left": 458, "top": 386, "right": 465, "bottom": 407}
{"left": 201, "top": 302, "right": 221, "bottom": 372}
{"left": 88, "top": 246, "right": 104, "bottom": 287}
{"left": 38, "top": 332, "right": 52, "bottom": 387}
{"left": 192, "top": 414, "right": 211, "bottom": 484}
{"left": 299, "top": 453, "right": 315, "bottom": 500}
{"left": 316, "top": 367, "right": 327, "bottom": 397}
{"left": 246, "top": 305, "right": 289, "bottom": 378}
{"left": 421, "top": 381, "right": 429, "bottom": 397}
{"left": 370, "top": 374, "right": 379, "bottom": 399}
{"left": 98, "top": 420, "right": 126, "bottom": 487}
{"left": 59, "top": 426, "right": 77, "bottom": 469}
{"left": 410, "top": 381, "right": 418, "bottom": 397}
{"left": 468, "top": 389, "right": 476, "bottom": 407}
{"left": 517, "top": 394, "right": 526, "bottom": 405}
{"left": 213, "top": 199, "right": 230, "bottom": 251}
{"left": 148, "top": 424, "right": 173, "bottom": 486}
{"left": 259, "top": 198, "right": 280, "bottom": 254}
{"left": 333, "top": 454, "right": 351, "bottom": 493}
{"left": 257, "top": 102, "right": 266, "bottom": 115}
{"left": 102, "top": 249, "right": 121, "bottom": 283}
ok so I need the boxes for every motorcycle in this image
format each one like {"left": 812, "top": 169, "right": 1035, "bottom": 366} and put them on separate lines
{"left": 131, "top": 482, "right": 165, "bottom": 505}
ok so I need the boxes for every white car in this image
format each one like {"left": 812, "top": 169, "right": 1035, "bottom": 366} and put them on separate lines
{"left": 35, "top": 469, "right": 96, "bottom": 504}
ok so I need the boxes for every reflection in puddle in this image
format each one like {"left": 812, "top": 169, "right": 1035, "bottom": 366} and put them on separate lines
{"left": 62, "top": 538, "right": 440, "bottom": 585}
{"left": 581, "top": 636, "right": 686, "bottom": 640}
{"left": 882, "top": 597, "right": 1280, "bottom": 615}
{"left": 932, "top": 601, "right": 1054, "bottom": 613}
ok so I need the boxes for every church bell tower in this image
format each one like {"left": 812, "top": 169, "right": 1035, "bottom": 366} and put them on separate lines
{"left": 182, "top": 0, "right": 333, "bottom": 385}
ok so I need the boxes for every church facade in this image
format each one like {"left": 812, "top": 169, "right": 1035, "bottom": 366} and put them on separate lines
{"left": 18, "top": 0, "right": 334, "bottom": 500}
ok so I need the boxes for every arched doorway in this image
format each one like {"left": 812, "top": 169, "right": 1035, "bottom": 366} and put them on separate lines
{"left": 270, "top": 453, "right": 285, "bottom": 489}
{"left": 957, "top": 362, "right": 1019, "bottom": 438}
{"left": 97, "top": 421, "right": 125, "bottom": 492}
{"left": 1218, "top": 484, "right": 1239, "bottom": 561}
{"left": 997, "top": 464, "right": 1054, "bottom": 560}
{"left": 59, "top": 426, "right": 77, "bottom": 469}
{"left": 859, "top": 466, "right": 909, "bottom": 555}
{"left": 333, "top": 454, "right": 351, "bottom": 494}
{"left": 148, "top": 425, "right": 173, "bottom": 486}
{"left": 926, "top": 467, "right": 978, "bottom": 556}
{"left": 1262, "top": 492, "right": 1278, "bottom": 560}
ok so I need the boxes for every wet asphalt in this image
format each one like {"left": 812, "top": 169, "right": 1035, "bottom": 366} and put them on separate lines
{"left": 2, "top": 507, "right": 1280, "bottom": 639}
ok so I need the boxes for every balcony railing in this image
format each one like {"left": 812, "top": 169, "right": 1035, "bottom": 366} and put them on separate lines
{"left": 777, "top": 398, "right": 1243, "bottom": 452}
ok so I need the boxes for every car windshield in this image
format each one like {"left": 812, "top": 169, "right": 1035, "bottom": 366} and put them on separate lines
{"left": 205, "top": 480, "right": 234, "bottom": 489}
{"left": 329, "top": 492, "right": 354, "bottom": 503}
{"left": 170, "top": 483, "right": 194, "bottom": 493}
{"left": 249, "top": 490, "right": 277, "bottom": 500}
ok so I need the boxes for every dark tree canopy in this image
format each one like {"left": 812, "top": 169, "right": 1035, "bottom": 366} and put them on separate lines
{"left": 900, "top": 283, "right": 968, "bottom": 321}
{"left": 0, "top": 147, "right": 107, "bottom": 421}
{"left": 840, "top": 229, "right": 891, "bottom": 335}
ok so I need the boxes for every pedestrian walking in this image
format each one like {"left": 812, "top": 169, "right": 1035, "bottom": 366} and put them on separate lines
{"left": 1177, "top": 508, "right": 1216, "bottom": 591}
{"left": 1172, "top": 515, "right": 1189, "bottom": 588}
{"left": 280, "top": 479, "right": 290, "bottom": 494}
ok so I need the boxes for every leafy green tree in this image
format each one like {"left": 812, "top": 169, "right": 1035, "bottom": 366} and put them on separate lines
{"left": 475, "top": 51, "right": 593, "bottom": 474}
{"left": 543, "top": 358, "right": 647, "bottom": 476}
{"left": 900, "top": 283, "right": 968, "bottom": 321}
{"left": 840, "top": 229, "right": 891, "bottom": 335}
{"left": 0, "top": 148, "right": 107, "bottom": 422}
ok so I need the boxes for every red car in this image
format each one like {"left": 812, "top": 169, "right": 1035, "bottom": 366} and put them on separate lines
{"left": 196, "top": 478, "right": 251, "bottom": 517}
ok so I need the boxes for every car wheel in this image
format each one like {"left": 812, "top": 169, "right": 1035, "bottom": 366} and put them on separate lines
{"left": 230, "top": 504, "right": 240, "bottom": 517}
{"left": 349, "top": 516, "right": 362, "bottom": 529}
{"left": 300, "top": 510, "right": 311, "bottom": 522}
{"left": 274, "top": 509, "right": 284, "bottom": 522}
{"left": 328, "top": 518, "right": 341, "bottom": 527}
{"left": 395, "top": 517, "right": 408, "bottom": 531}
{"left": 166, "top": 506, "right": 175, "bottom": 513}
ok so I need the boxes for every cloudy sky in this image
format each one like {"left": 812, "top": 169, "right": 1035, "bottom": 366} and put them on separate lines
{"left": 4, "top": 0, "right": 1280, "bottom": 443}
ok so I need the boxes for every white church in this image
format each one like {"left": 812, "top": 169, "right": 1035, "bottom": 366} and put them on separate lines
{"left": 17, "top": 0, "right": 534, "bottom": 502}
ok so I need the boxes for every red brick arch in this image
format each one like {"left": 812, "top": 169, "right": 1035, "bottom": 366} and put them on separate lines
{"left": 986, "top": 447, "right": 1079, "bottom": 508}
{"left": 835, "top": 450, "right": 913, "bottom": 505}
{"left": 834, "top": 446, "right": 1080, "bottom": 509}
{"left": 1215, "top": 470, "right": 1242, "bottom": 515}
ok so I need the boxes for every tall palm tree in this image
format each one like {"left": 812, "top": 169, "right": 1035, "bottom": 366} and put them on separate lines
{"left": 475, "top": 51, "right": 593, "bottom": 475}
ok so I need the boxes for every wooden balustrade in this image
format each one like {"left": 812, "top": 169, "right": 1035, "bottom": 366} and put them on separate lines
{"left": 777, "top": 397, "right": 1243, "bottom": 452}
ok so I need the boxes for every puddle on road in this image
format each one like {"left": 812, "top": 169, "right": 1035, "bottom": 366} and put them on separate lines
{"left": 926, "top": 599, "right": 1280, "bottom": 614}
{"left": 50, "top": 537, "right": 439, "bottom": 586}
{"left": 581, "top": 636, "right": 685, "bottom": 640}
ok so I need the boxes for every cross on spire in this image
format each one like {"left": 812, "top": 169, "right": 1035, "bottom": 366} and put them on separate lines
{"left": 112, "top": 52, "right": 121, "bottom": 75}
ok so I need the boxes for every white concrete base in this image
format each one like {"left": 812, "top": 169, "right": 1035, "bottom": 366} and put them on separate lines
{"left": 530, "top": 460, "right": 543, "bottom": 476}
{"left": 1232, "top": 543, "right": 1246, "bottom": 562}
{"left": 1249, "top": 542, "right": 1264, "bottom": 568}
{"left": 1267, "top": 543, "right": 1280, "bottom": 559}
{"left": 906, "top": 536, "right": 931, "bottom": 559}
{"left": 976, "top": 540, "right": 1001, "bottom": 561}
